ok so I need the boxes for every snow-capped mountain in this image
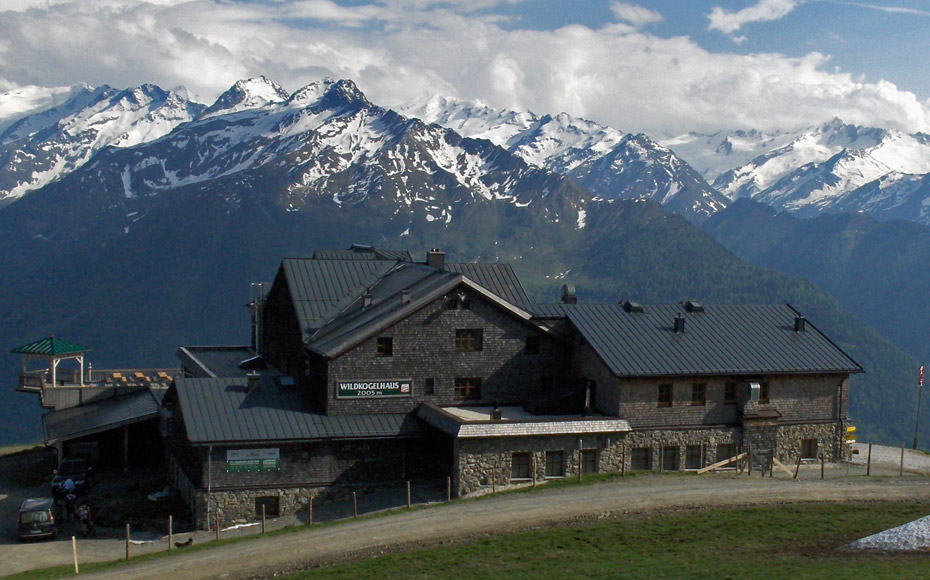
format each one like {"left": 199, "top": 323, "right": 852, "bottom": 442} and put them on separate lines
{"left": 686, "top": 118, "right": 930, "bottom": 224}
{"left": 401, "top": 95, "right": 728, "bottom": 223}
{"left": 661, "top": 128, "right": 797, "bottom": 183}
{"left": 0, "top": 84, "right": 204, "bottom": 206}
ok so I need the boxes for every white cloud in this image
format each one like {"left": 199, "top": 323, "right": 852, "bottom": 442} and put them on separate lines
{"left": 609, "top": 2, "right": 662, "bottom": 27}
{"left": 708, "top": 0, "right": 802, "bottom": 35}
{"left": 1, "top": 0, "right": 929, "bottom": 138}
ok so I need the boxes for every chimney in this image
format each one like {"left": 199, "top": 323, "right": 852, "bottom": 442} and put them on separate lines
{"left": 426, "top": 248, "right": 445, "bottom": 269}
{"left": 794, "top": 315, "right": 807, "bottom": 332}
{"left": 561, "top": 284, "right": 577, "bottom": 305}
{"left": 247, "top": 372, "right": 261, "bottom": 394}
{"left": 674, "top": 313, "right": 685, "bottom": 334}
{"left": 362, "top": 293, "right": 372, "bottom": 308}
{"left": 401, "top": 289, "right": 411, "bottom": 304}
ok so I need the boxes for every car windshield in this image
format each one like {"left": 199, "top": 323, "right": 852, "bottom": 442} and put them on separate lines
{"left": 21, "top": 511, "right": 50, "bottom": 524}
{"left": 59, "top": 460, "right": 86, "bottom": 475}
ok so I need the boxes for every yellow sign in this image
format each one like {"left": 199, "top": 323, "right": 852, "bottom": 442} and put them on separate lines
{"left": 846, "top": 426, "right": 857, "bottom": 433}
{"left": 844, "top": 436, "right": 857, "bottom": 443}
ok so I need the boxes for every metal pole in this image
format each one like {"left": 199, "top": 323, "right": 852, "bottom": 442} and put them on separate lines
{"left": 914, "top": 367, "right": 924, "bottom": 450}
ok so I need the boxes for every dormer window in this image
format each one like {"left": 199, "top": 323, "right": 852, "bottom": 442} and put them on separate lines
{"left": 376, "top": 337, "right": 393, "bottom": 357}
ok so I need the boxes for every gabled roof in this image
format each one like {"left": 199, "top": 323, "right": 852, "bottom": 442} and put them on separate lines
{"left": 43, "top": 389, "right": 159, "bottom": 445}
{"left": 312, "top": 245, "right": 413, "bottom": 262}
{"left": 173, "top": 376, "right": 421, "bottom": 444}
{"left": 445, "top": 262, "right": 530, "bottom": 306}
{"left": 566, "top": 303, "right": 862, "bottom": 377}
{"left": 12, "top": 336, "right": 92, "bottom": 356}
{"left": 306, "top": 265, "right": 537, "bottom": 358}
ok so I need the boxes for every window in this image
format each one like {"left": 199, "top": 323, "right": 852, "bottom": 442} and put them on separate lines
{"left": 631, "top": 447, "right": 651, "bottom": 470}
{"left": 685, "top": 445, "right": 703, "bottom": 470}
{"left": 724, "top": 382, "right": 738, "bottom": 405}
{"left": 658, "top": 384, "right": 672, "bottom": 407}
{"left": 545, "top": 450, "right": 565, "bottom": 477}
{"left": 424, "top": 377, "right": 435, "bottom": 395}
{"left": 455, "top": 329, "right": 483, "bottom": 351}
{"left": 691, "top": 383, "right": 706, "bottom": 406}
{"left": 662, "top": 446, "right": 679, "bottom": 471}
{"left": 511, "top": 452, "right": 531, "bottom": 480}
{"left": 716, "top": 444, "right": 737, "bottom": 467}
{"left": 801, "top": 439, "right": 818, "bottom": 460}
{"left": 525, "top": 334, "right": 541, "bottom": 355}
{"left": 454, "top": 377, "right": 482, "bottom": 400}
{"left": 581, "top": 449, "right": 599, "bottom": 475}
{"left": 376, "top": 337, "right": 393, "bottom": 357}
{"left": 759, "top": 381, "right": 770, "bottom": 404}
{"left": 541, "top": 376, "right": 553, "bottom": 392}
{"left": 255, "top": 496, "right": 280, "bottom": 518}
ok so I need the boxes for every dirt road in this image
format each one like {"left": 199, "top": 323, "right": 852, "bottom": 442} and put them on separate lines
{"left": 3, "top": 446, "right": 930, "bottom": 579}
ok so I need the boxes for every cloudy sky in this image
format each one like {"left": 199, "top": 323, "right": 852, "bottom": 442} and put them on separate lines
{"left": 1, "top": 0, "right": 929, "bottom": 136}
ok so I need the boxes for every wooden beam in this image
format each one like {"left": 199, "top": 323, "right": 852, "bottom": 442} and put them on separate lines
{"left": 772, "top": 457, "right": 795, "bottom": 477}
{"left": 697, "top": 452, "right": 747, "bottom": 474}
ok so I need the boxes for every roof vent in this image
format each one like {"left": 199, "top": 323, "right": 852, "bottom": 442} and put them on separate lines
{"left": 622, "top": 300, "right": 644, "bottom": 313}
{"left": 794, "top": 315, "right": 807, "bottom": 332}
{"left": 247, "top": 372, "right": 261, "bottom": 394}
{"left": 561, "top": 284, "right": 577, "bottom": 305}
{"left": 362, "top": 293, "right": 372, "bottom": 308}
{"left": 426, "top": 248, "right": 445, "bottom": 269}
{"left": 674, "top": 313, "right": 685, "bottom": 334}
{"left": 683, "top": 300, "right": 704, "bottom": 313}
{"left": 401, "top": 289, "right": 411, "bottom": 304}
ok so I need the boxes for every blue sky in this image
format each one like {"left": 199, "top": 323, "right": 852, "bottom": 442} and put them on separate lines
{"left": 1, "top": 0, "right": 929, "bottom": 136}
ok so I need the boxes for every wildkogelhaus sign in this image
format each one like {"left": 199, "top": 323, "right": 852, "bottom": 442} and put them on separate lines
{"left": 336, "top": 379, "right": 412, "bottom": 398}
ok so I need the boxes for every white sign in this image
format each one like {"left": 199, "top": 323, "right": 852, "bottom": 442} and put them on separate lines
{"left": 227, "top": 448, "right": 280, "bottom": 462}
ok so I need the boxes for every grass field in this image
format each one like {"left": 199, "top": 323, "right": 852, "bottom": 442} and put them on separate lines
{"left": 290, "top": 502, "right": 930, "bottom": 579}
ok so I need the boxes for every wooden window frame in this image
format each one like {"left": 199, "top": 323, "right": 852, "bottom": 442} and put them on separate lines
{"left": 454, "top": 377, "right": 482, "bottom": 400}
{"left": 631, "top": 447, "right": 651, "bottom": 470}
{"left": 455, "top": 328, "right": 483, "bottom": 351}
{"left": 658, "top": 383, "right": 672, "bottom": 407}
{"left": 691, "top": 383, "right": 706, "bottom": 406}
{"left": 759, "top": 381, "right": 770, "bottom": 404}
{"left": 511, "top": 452, "right": 531, "bottom": 480}
{"left": 376, "top": 336, "right": 393, "bottom": 357}
{"left": 545, "top": 450, "right": 565, "bottom": 478}
{"left": 724, "top": 382, "right": 738, "bottom": 405}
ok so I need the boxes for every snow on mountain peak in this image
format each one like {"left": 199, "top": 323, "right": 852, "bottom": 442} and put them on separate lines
{"left": 200, "top": 76, "right": 290, "bottom": 119}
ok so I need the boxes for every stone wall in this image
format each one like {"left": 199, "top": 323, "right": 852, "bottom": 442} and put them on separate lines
{"left": 776, "top": 421, "right": 847, "bottom": 463}
{"left": 324, "top": 287, "right": 572, "bottom": 415}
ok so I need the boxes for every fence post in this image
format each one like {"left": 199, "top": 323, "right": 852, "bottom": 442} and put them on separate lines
{"left": 125, "top": 523, "right": 131, "bottom": 561}
{"left": 72, "top": 536, "right": 79, "bottom": 574}
{"left": 820, "top": 454, "right": 824, "bottom": 480}
{"left": 352, "top": 491, "right": 358, "bottom": 518}
{"left": 262, "top": 504, "right": 266, "bottom": 534}
{"left": 900, "top": 441, "right": 906, "bottom": 476}
{"left": 447, "top": 477, "right": 451, "bottom": 502}
{"left": 794, "top": 453, "right": 802, "bottom": 479}
{"left": 308, "top": 494, "right": 313, "bottom": 525}
{"left": 215, "top": 511, "right": 220, "bottom": 540}
{"left": 168, "top": 515, "right": 173, "bottom": 550}
{"left": 407, "top": 481, "right": 411, "bottom": 508}
{"left": 867, "top": 443, "right": 872, "bottom": 476}
{"left": 532, "top": 456, "right": 537, "bottom": 488}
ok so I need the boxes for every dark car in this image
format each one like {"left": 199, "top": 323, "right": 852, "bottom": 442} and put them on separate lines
{"left": 17, "top": 498, "right": 57, "bottom": 541}
{"left": 51, "top": 458, "right": 93, "bottom": 498}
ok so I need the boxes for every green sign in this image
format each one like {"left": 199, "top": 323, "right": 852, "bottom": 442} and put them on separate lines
{"left": 337, "top": 379, "right": 412, "bottom": 399}
{"left": 226, "top": 448, "right": 280, "bottom": 472}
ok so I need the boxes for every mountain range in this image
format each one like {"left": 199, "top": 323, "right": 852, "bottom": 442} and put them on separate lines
{"left": 0, "top": 77, "right": 926, "bottom": 450}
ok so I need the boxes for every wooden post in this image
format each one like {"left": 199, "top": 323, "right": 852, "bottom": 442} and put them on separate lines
{"left": 492, "top": 470, "right": 496, "bottom": 494}
{"left": 352, "top": 491, "right": 358, "bottom": 518}
{"left": 261, "top": 504, "right": 266, "bottom": 534}
{"left": 659, "top": 445, "right": 664, "bottom": 473}
{"left": 125, "top": 524, "right": 131, "bottom": 561}
{"left": 769, "top": 454, "right": 774, "bottom": 478}
{"left": 747, "top": 445, "right": 751, "bottom": 476}
{"left": 867, "top": 443, "right": 872, "bottom": 476}
{"left": 794, "top": 453, "right": 802, "bottom": 479}
{"left": 407, "top": 481, "right": 411, "bottom": 509}
{"left": 308, "top": 495, "right": 313, "bottom": 525}
{"left": 72, "top": 536, "right": 79, "bottom": 574}
{"left": 820, "top": 454, "right": 825, "bottom": 480}
{"left": 215, "top": 511, "right": 219, "bottom": 540}
{"left": 900, "top": 441, "right": 906, "bottom": 476}
{"left": 447, "top": 476, "right": 451, "bottom": 502}
{"left": 621, "top": 444, "right": 626, "bottom": 477}
{"left": 532, "top": 456, "right": 537, "bottom": 488}
{"left": 168, "top": 515, "right": 173, "bottom": 550}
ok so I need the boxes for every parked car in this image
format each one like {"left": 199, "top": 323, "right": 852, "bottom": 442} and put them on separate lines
{"left": 17, "top": 498, "right": 57, "bottom": 541}
{"left": 51, "top": 457, "right": 93, "bottom": 498}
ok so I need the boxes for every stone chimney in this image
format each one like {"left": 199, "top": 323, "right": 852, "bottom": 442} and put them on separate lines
{"left": 426, "top": 248, "right": 445, "bottom": 269}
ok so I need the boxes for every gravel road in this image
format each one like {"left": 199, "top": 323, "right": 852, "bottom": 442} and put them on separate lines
{"left": 3, "top": 444, "right": 929, "bottom": 579}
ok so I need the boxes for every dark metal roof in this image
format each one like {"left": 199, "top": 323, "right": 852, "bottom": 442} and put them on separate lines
{"left": 526, "top": 303, "right": 570, "bottom": 318}
{"left": 176, "top": 346, "right": 277, "bottom": 378}
{"left": 281, "top": 258, "right": 399, "bottom": 335}
{"left": 445, "top": 263, "right": 530, "bottom": 306}
{"left": 12, "top": 336, "right": 92, "bottom": 356}
{"left": 173, "top": 377, "right": 421, "bottom": 444}
{"left": 42, "top": 389, "right": 160, "bottom": 444}
{"left": 566, "top": 303, "right": 862, "bottom": 377}
{"left": 312, "top": 245, "right": 413, "bottom": 262}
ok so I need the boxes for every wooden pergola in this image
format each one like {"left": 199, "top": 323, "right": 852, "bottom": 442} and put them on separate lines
{"left": 12, "top": 336, "right": 92, "bottom": 388}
